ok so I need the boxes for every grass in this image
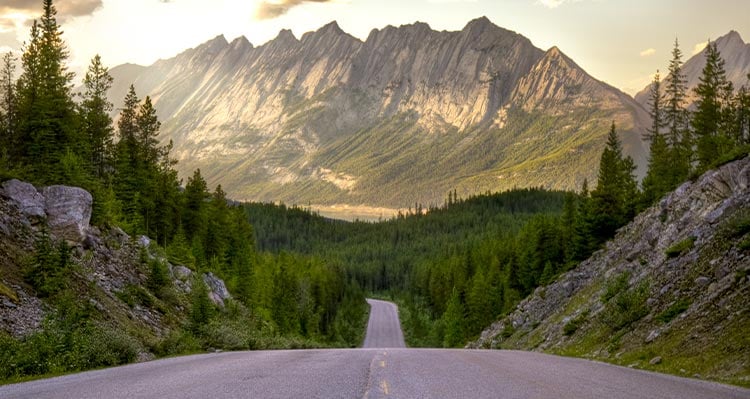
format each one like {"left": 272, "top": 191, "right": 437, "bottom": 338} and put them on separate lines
{"left": 0, "top": 282, "right": 18, "bottom": 303}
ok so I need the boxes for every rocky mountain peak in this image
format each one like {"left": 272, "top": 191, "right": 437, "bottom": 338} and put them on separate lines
{"left": 716, "top": 30, "right": 745, "bottom": 48}
{"left": 229, "top": 36, "right": 253, "bottom": 51}
{"left": 463, "top": 16, "right": 495, "bottom": 32}
{"left": 272, "top": 29, "right": 298, "bottom": 45}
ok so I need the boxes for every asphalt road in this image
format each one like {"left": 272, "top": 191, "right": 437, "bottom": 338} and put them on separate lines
{"left": 1, "top": 299, "right": 748, "bottom": 399}
{"left": 363, "top": 298, "right": 406, "bottom": 348}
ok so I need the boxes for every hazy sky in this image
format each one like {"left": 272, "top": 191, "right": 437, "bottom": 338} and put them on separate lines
{"left": 1, "top": 0, "right": 748, "bottom": 95}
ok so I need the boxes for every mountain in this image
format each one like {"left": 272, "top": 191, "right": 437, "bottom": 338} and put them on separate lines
{"left": 635, "top": 30, "right": 750, "bottom": 107}
{"left": 108, "top": 18, "right": 648, "bottom": 211}
{"left": 470, "top": 155, "right": 750, "bottom": 387}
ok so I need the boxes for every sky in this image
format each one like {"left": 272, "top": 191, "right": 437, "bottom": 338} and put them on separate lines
{"left": 0, "top": 0, "right": 748, "bottom": 95}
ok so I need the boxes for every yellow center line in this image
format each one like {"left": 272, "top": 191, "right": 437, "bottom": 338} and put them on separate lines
{"left": 379, "top": 360, "right": 386, "bottom": 368}
{"left": 380, "top": 379, "right": 390, "bottom": 395}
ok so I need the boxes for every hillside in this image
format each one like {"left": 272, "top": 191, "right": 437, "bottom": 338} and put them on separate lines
{"left": 470, "top": 156, "right": 750, "bottom": 387}
{"left": 108, "top": 18, "right": 648, "bottom": 211}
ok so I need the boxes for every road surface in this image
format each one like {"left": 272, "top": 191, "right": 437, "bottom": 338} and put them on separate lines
{"left": 1, "top": 299, "right": 748, "bottom": 399}
{"left": 363, "top": 298, "right": 406, "bottom": 348}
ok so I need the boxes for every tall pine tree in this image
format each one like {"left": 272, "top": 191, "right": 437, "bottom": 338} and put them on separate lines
{"left": 642, "top": 71, "right": 672, "bottom": 206}
{"left": 590, "top": 122, "right": 638, "bottom": 242}
{"left": 663, "top": 39, "right": 691, "bottom": 183}
{"left": 80, "top": 55, "right": 114, "bottom": 179}
{"left": 693, "top": 41, "right": 734, "bottom": 171}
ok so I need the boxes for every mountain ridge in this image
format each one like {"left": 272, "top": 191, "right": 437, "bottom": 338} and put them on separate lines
{"left": 108, "top": 17, "right": 648, "bottom": 210}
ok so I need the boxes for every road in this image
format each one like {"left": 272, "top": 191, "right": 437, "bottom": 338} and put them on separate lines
{"left": 1, "top": 300, "right": 748, "bottom": 399}
{"left": 363, "top": 298, "right": 406, "bottom": 348}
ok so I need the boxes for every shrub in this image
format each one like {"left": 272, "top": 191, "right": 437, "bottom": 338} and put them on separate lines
{"left": 656, "top": 299, "right": 691, "bottom": 324}
{"left": 601, "top": 281, "right": 650, "bottom": 331}
{"left": 602, "top": 272, "right": 630, "bottom": 302}
{"left": 665, "top": 237, "right": 696, "bottom": 258}
{"left": 563, "top": 311, "right": 589, "bottom": 336}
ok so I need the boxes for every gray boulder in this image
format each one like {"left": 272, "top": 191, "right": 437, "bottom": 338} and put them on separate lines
{"left": 203, "top": 272, "right": 232, "bottom": 306}
{"left": 1, "top": 179, "right": 45, "bottom": 220}
{"left": 42, "top": 185, "right": 93, "bottom": 244}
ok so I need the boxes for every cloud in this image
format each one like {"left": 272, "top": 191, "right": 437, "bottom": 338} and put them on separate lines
{"left": 255, "top": 0, "right": 335, "bottom": 20}
{"left": 639, "top": 48, "right": 656, "bottom": 57}
{"left": 427, "top": 0, "right": 478, "bottom": 3}
{"left": 0, "top": 0, "right": 103, "bottom": 18}
{"left": 692, "top": 40, "right": 708, "bottom": 55}
{"left": 537, "top": 0, "right": 581, "bottom": 8}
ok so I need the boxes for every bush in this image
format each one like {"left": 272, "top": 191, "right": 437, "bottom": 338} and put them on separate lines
{"left": 665, "top": 237, "right": 696, "bottom": 258}
{"left": 601, "top": 272, "right": 630, "bottom": 302}
{"left": 24, "top": 232, "right": 74, "bottom": 298}
{"left": 656, "top": 298, "right": 691, "bottom": 324}
{"left": 601, "top": 281, "right": 650, "bottom": 331}
{"left": 155, "top": 330, "right": 201, "bottom": 356}
{"left": 563, "top": 311, "right": 589, "bottom": 336}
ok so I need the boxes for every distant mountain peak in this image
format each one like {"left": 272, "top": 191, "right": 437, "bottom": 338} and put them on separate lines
{"left": 274, "top": 29, "right": 298, "bottom": 43}
{"left": 464, "top": 16, "right": 494, "bottom": 30}
{"left": 229, "top": 36, "right": 252, "bottom": 50}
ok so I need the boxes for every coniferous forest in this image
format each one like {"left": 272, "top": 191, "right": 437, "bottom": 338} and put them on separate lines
{"left": 1, "top": 0, "right": 750, "bottom": 383}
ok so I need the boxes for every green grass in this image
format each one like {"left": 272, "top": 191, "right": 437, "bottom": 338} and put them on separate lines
{"left": 665, "top": 237, "right": 696, "bottom": 258}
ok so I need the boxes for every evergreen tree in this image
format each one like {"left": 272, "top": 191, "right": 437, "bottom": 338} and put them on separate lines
{"left": 442, "top": 288, "right": 465, "bottom": 347}
{"left": 114, "top": 85, "right": 141, "bottom": 223}
{"left": 590, "top": 123, "right": 638, "bottom": 242}
{"left": 79, "top": 55, "right": 114, "bottom": 179}
{"left": 693, "top": 41, "right": 734, "bottom": 171}
{"left": 642, "top": 71, "right": 672, "bottom": 206}
{"left": 0, "top": 52, "right": 17, "bottom": 159}
{"left": 736, "top": 82, "right": 750, "bottom": 144}
{"left": 663, "top": 39, "right": 692, "bottom": 183}
{"left": 183, "top": 169, "right": 210, "bottom": 242}
{"left": 15, "top": 0, "right": 78, "bottom": 182}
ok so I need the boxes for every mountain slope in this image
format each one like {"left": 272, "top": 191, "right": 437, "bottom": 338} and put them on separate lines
{"left": 635, "top": 31, "right": 750, "bottom": 107}
{"left": 109, "top": 18, "right": 648, "bottom": 209}
{"left": 470, "top": 156, "right": 750, "bottom": 387}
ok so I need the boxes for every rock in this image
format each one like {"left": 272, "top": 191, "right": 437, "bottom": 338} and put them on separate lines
{"left": 649, "top": 356, "right": 662, "bottom": 365}
{"left": 203, "top": 272, "right": 231, "bottom": 306}
{"left": 645, "top": 329, "right": 660, "bottom": 343}
{"left": 171, "top": 265, "right": 193, "bottom": 281}
{"left": 694, "top": 276, "right": 711, "bottom": 286}
{"left": 42, "top": 185, "right": 92, "bottom": 244}
{"left": 1, "top": 179, "right": 45, "bottom": 220}
{"left": 137, "top": 235, "right": 151, "bottom": 248}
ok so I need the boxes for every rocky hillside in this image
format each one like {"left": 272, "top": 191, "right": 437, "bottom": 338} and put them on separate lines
{"left": 108, "top": 17, "right": 648, "bottom": 211}
{"left": 470, "top": 156, "right": 750, "bottom": 387}
{"left": 0, "top": 179, "right": 230, "bottom": 352}
{"left": 635, "top": 30, "right": 750, "bottom": 107}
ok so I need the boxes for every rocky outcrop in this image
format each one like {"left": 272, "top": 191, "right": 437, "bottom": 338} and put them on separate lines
{"left": 108, "top": 17, "right": 648, "bottom": 210}
{"left": 42, "top": 185, "right": 93, "bottom": 244}
{"left": 1, "top": 180, "right": 45, "bottom": 220}
{"left": 0, "top": 180, "right": 234, "bottom": 339}
{"left": 203, "top": 272, "right": 232, "bottom": 306}
{"left": 1, "top": 180, "right": 93, "bottom": 244}
{"left": 470, "top": 156, "right": 750, "bottom": 384}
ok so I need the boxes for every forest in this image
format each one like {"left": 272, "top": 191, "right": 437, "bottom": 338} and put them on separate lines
{"left": 1, "top": 0, "right": 750, "bottom": 382}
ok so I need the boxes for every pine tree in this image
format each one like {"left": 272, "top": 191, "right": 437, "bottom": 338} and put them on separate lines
{"left": 114, "top": 85, "right": 141, "bottom": 224}
{"left": 80, "top": 55, "right": 114, "bottom": 179}
{"left": 642, "top": 71, "right": 672, "bottom": 206}
{"left": 663, "top": 39, "right": 693, "bottom": 190}
{"left": 693, "top": 41, "right": 734, "bottom": 171}
{"left": 0, "top": 52, "right": 17, "bottom": 160}
{"left": 183, "top": 169, "right": 210, "bottom": 241}
{"left": 442, "top": 288, "right": 465, "bottom": 347}
{"left": 590, "top": 122, "right": 638, "bottom": 242}
{"left": 15, "top": 0, "right": 78, "bottom": 182}
{"left": 736, "top": 82, "right": 750, "bottom": 144}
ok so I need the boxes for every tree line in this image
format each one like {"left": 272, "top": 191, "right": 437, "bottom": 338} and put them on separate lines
{"left": 642, "top": 39, "right": 750, "bottom": 206}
